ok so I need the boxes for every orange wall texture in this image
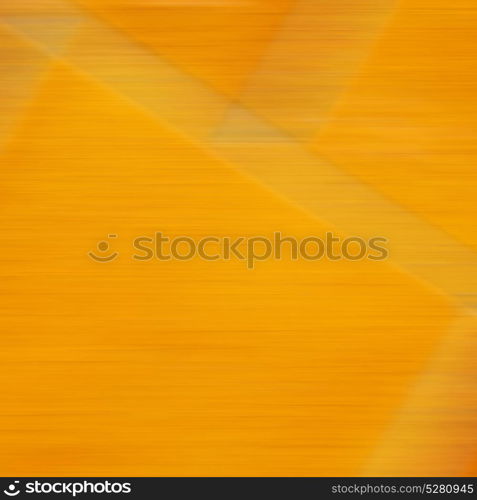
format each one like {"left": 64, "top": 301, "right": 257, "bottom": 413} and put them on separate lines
{"left": 0, "top": 0, "right": 476, "bottom": 477}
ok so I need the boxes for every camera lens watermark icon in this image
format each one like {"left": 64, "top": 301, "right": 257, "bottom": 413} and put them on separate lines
{"left": 3, "top": 481, "right": 20, "bottom": 497}
{"left": 88, "top": 234, "right": 119, "bottom": 262}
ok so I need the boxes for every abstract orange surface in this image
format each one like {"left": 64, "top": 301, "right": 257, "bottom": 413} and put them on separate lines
{"left": 0, "top": 0, "right": 476, "bottom": 476}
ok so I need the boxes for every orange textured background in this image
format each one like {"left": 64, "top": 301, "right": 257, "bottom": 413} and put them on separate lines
{"left": 0, "top": 0, "right": 476, "bottom": 477}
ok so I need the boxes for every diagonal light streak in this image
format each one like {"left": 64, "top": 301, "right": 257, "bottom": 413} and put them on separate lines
{"left": 1, "top": 12, "right": 476, "bottom": 312}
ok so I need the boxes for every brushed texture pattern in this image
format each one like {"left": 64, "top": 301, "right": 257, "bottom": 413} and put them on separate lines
{"left": 0, "top": 0, "right": 476, "bottom": 477}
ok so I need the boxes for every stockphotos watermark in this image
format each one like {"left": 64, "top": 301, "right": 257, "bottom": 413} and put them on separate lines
{"left": 2, "top": 480, "right": 131, "bottom": 497}
{"left": 88, "top": 232, "right": 389, "bottom": 269}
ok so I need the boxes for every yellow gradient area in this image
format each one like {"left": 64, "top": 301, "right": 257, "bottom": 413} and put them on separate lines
{"left": 314, "top": 0, "right": 477, "bottom": 251}
{"left": 0, "top": 0, "right": 476, "bottom": 477}
{"left": 74, "top": 0, "right": 294, "bottom": 97}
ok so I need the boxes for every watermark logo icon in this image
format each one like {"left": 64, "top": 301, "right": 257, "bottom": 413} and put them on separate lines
{"left": 3, "top": 481, "right": 20, "bottom": 497}
{"left": 88, "top": 234, "right": 119, "bottom": 262}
